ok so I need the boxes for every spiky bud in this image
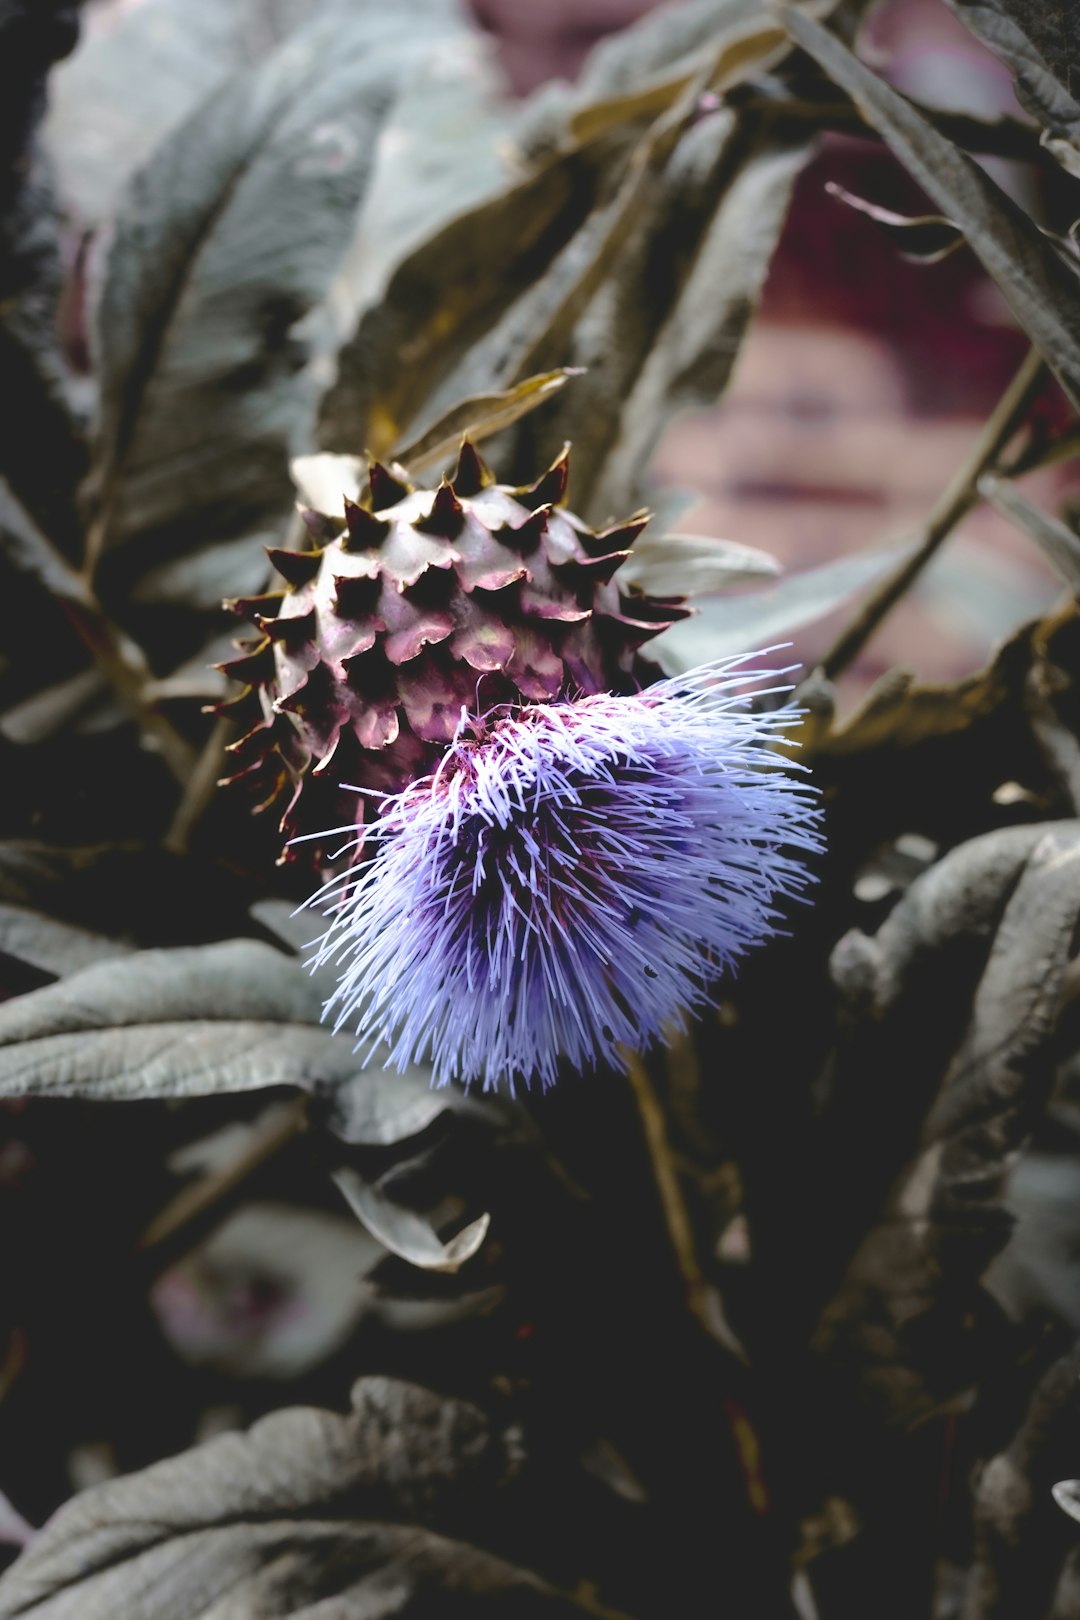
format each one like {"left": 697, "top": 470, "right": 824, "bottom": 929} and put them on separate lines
{"left": 216, "top": 443, "right": 690, "bottom": 845}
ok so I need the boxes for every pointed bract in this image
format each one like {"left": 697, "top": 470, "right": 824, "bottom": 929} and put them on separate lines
{"left": 218, "top": 455, "right": 685, "bottom": 846}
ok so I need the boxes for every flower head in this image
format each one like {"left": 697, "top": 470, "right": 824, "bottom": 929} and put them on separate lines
{"left": 301, "top": 656, "right": 822, "bottom": 1092}
{"left": 217, "top": 443, "right": 690, "bottom": 844}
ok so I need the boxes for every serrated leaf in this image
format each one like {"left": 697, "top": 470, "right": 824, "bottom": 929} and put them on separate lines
{"left": 783, "top": 7, "right": 1080, "bottom": 411}
{"left": 652, "top": 541, "right": 912, "bottom": 667}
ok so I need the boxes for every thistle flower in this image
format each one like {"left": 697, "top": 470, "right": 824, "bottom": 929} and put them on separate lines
{"left": 300, "top": 656, "right": 822, "bottom": 1092}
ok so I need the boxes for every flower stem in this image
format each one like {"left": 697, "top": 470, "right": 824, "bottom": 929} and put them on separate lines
{"left": 820, "top": 346, "right": 1046, "bottom": 681}
{"left": 136, "top": 1096, "right": 309, "bottom": 1276}
{"left": 623, "top": 1049, "right": 736, "bottom": 1349}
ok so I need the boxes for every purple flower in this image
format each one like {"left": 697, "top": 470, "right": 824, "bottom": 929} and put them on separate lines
{"left": 300, "top": 655, "right": 822, "bottom": 1092}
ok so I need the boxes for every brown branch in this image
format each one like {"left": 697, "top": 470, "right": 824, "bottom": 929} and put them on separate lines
{"left": 820, "top": 347, "right": 1046, "bottom": 680}
{"left": 136, "top": 1096, "right": 309, "bottom": 1276}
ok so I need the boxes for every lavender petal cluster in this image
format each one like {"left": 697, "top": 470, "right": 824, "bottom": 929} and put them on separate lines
{"left": 300, "top": 656, "right": 823, "bottom": 1092}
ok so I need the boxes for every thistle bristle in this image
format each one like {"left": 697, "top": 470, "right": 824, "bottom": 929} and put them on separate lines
{"left": 225, "top": 591, "right": 286, "bottom": 619}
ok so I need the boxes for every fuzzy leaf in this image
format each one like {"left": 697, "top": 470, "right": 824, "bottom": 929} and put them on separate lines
{"left": 0, "top": 939, "right": 366, "bottom": 1100}
{"left": 619, "top": 531, "right": 781, "bottom": 595}
{"left": 0, "top": 1378, "right": 599, "bottom": 1620}
{"left": 947, "top": 0, "right": 1080, "bottom": 172}
{"left": 87, "top": 6, "right": 479, "bottom": 596}
{"left": 783, "top": 8, "right": 1080, "bottom": 410}
{"left": 964, "top": 1344, "right": 1080, "bottom": 1616}
{"left": 653, "top": 542, "right": 912, "bottom": 666}
{"left": 816, "top": 823, "right": 1080, "bottom": 1427}
{"left": 44, "top": 0, "right": 360, "bottom": 222}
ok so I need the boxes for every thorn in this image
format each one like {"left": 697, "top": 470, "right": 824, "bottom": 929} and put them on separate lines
{"left": 581, "top": 512, "right": 649, "bottom": 558}
{"left": 416, "top": 479, "right": 464, "bottom": 538}
{"left": 260, "top": 608, "right": 316, "bottom": 644}
{"left": 267, "top": 547, "right": 321, "bottom": 588}
{"left": 343, "top": 499, "right": 391, "bottom": 551}
{"left": 517, "top": 444, "right": 569, "bottom": 511}
{"left": 566, "top": 549, "right": 631, "bottom": 585}
{"left": 501, "top": 507, "right": 549, "bottom": 553}
{"left": 451, "top": 439, "right": 493, "bottom": 497}
{"left": 225, "top": 591, "right": 285, "bottom": 619}
{"left": 297, "top": 505, "right": 341, "bottom": 543}
{"left": 216, "top": 640, "right": 275, "bottom": 686}
{"left": 367, "top": 461, "right": 411, "bottom": 512}
{"left": 332, "top": 574, "right": 382, "bottom": 618}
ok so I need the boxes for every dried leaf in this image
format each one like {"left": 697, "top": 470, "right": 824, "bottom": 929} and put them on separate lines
{"left": 816, "top": 823, "right": 1080, "bottom": 1426}
{"left": 826, "top": 181, "right": 966, "bottom": 263}
{"left": 964, "top": 1343, "right": 1080, "bottom": 1617}
{"left": 580, "top": 124, "right": 813, "bottom": 521}
{"left": 783, "top": 8, "right": 1080, "bottom": 410}
{"left": 395, "top": 369, "right": 582, "bottom": 477}
{"left": 316, "top": 140, "right": 616, "bottom": 459}
{"left": 333, "top": 1167, "right": 491, "bottom": 1273}
{"left": 979, "top": 473, "right": 1080, "bottom": 595}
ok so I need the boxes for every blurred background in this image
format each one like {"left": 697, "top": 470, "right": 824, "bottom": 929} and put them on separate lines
{"left": 47, "top": 0, "right": 1076, "bottom": 713}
